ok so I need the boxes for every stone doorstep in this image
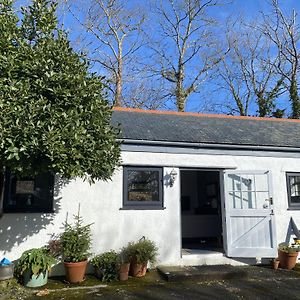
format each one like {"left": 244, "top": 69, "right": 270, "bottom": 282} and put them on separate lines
{"left": 157, "top": 265, "right": 248, "bottom": 282}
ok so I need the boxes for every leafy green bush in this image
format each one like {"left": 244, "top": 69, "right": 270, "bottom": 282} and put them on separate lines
{"left": 126, "top": 237, "right": 158, "bottom": 264}
{"left": 60, "top": 210, "right": 93, "bottom": 262}
{"left": 14, "top": 248, "right": 55, "bottom": 281}
{"left": 91, "top": 251, "right": 118, "bottom": 282}
{"left": 0, "top": 0, "right": 120, "bottom": 183}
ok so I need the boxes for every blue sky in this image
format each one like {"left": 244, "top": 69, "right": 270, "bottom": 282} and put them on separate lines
{"left": 14, "top": 0, "right": 300, "bottom": 115}
{"left": 61, "top": 0, "right": 300, "bottom": 115}
{"left": 215, "top": 0, "right": 300, "bottom": 18}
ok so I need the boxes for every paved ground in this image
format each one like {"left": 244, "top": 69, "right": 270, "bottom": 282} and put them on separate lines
{"left": 30, "top": 278, "right": 300, "bottom": 300}
{"left": 3, "top": 265, "right": 300, "bottom": 300}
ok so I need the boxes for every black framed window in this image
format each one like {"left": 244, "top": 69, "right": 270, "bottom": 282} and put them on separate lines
{"left": 286, "top": 173, "right": 300, "bottom": 209}
{"left": 123, "top": 167, "right": 163, "bottom": 209}
{"left": 3, "top": 171, "right": 55, "bottom": 213}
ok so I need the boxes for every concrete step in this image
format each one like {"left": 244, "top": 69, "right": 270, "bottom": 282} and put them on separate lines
{"left": 157, "top": 265, "right": 248, "bottom": 282}
{"left": 179, "top": 250, "right": 254, "bottom": 266}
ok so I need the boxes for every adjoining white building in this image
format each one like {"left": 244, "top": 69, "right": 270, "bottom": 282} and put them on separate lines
{"left": 1, "top": 107, "right": 300, "bottom": 267}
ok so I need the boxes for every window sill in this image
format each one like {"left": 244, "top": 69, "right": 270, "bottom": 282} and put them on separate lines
{"left": 120, "top": 206, "right": 166, "bottom": 210}
{"left": 3, "top": 209, "right": 55, "bottom": 214}
{"left": 287, "top": 208, "right": 300, "bottom": 211}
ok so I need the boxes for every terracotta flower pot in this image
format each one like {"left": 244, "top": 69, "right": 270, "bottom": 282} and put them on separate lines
{"left": 278, "top": 250, "right": 298, "bottom": 270}
{"left": 119, "top": 263, "right": 130, "bottom": 281}
{"left": 129, "top": 258, "right": 147, "bottom": 277}
{"left": 272, "top": 259, "right": 280, "bottom": 270}
{"left": 64, "top": 260, "right": 88, "bottom": 283}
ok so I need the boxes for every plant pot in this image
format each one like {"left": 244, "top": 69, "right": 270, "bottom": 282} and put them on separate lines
{"left": 278, "top": 250, "right": 298, "bottom": 270}
{"left": 23, "top": 270, "right": 48, "bottom": 288}
{"left": 119, "top": 263, "right": 130, "bottom": 281}
{"left": 0, "top": 264, "right": 14, "bottom": 281}
{"left": 64, "top": 260, "right": 88, "bottom": 283}
{"left": 129, "top": 258, "right": 147, "bottom": 277}
{"left": 94, "top": 267, "right": 103, "bottom": 280}
{"left": 272, "top": 259, "right": 280, "bottom": 270}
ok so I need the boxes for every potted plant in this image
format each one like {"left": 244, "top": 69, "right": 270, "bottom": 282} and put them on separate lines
{"left": 14, "top": 248, "right": 55, "bottom": 288}
{"left": 127, "top": 237, "right": 158, "bottom": 277}
{"left": 270, "top": 258, "right": 280, "bottom": 270}
{"left": 118, "top": 247, "right": 131, "bottom": 281}
{"left": 91, "top": 251, "right": 118, "bottom": 282}
{"left": 60, "top": 209, "right": 93, "bottom": 283}
{"left": 278, "top": 242, "right": 300, "bottom": 270}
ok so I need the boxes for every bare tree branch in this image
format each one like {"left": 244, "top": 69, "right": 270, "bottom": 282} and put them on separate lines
{"left": 62, "top": 0, "right": 145, "bottom": 107}
{"left": 150, "top": 0, "right": 224, "bottom": 112}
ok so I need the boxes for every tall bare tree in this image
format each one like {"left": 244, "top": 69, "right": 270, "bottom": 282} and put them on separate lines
{"left": 122, "top": 78, "right": 169, "bottom": 110}
{"left": 151, "top": 0, "right": 225, "bottom": 112}
{"left": 261, "top": 0, "right": 300, "bottom": 118}
{"left": 64, "top": 0, "right": 145, "bottom": 107}
{"left": 217, "top": 19, "right": 284, "bottom": 117}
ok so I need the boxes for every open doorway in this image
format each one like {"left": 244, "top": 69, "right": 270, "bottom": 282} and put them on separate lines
{"left": 180, "top": 170, "right": 223, "bottom": 253}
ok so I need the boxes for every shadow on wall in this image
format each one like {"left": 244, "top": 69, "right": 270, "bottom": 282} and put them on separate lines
{"left": 0, "top": 176, "right": 69, "bottom": 255}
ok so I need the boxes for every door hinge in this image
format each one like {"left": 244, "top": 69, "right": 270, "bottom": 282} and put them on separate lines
{"left": 269, "top": 197, "right": 273, "bottom": 205}
{"left": 265, "top": 197, "right": 273, "bottom": 205}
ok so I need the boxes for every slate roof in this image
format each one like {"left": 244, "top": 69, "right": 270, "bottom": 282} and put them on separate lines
{"left": 111, "top": 108, "right": 300, "bottom": 149}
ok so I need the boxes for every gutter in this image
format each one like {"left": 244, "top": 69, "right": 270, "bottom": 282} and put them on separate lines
{"left": 118, "top": 139, "right": 300, "bottom": 153}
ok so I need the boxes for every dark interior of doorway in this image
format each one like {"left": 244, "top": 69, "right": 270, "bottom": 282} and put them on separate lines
{"left": 180, "top": 170, "right": 223, "bottom": 252}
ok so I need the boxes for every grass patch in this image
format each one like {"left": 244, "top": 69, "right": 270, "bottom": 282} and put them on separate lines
{"left": 0, "top": 278, "right": 30, "bottom": 300}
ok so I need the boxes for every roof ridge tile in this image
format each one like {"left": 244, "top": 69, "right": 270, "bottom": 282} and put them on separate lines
{"left": 112, "top": 107, "right": 300, "bottom": 124}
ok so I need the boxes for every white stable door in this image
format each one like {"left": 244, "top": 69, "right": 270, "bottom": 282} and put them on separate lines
{"left": 223, "top": 170, "right": 277, "bottom": 258}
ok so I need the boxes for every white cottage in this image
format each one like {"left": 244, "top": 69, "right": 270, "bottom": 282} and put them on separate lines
{"left": 1, "top": 107, "right": 300, "bottom": 268}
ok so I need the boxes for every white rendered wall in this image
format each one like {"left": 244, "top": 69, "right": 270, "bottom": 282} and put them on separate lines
{"left": 1, "top": 151, "right": 300, "bottom": 268}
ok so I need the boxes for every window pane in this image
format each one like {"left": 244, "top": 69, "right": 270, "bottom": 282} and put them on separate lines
{"left": 287, "top": 173, "right": 300, "bottom": 208}
{"left": 255, "top": 192, "right": 270, "bottom": 209}
{"left": 227, "top": 174, "right": 241, "bottom": 191}
{"left": 254, "top": 174, "right": 269, "bottom": 192}
{"left": 241, "top": 192, "right": 256, "bottom": 209}
{"left": 240, "top": 175, "right": 255, "bottom": 192}
{"left": 4, "top": 172, "right": 54, "bottom": 213}
{"left": 127, "top": 170, "right": 159, "bottom": 202}
{"left": 289, "top": 175, "right": 300, "bottom": 205}
{"left": 228, "top": 191, "right": 242, "bottom": 209}
{"left": 289, "top": 176, "right": 300, "bottom": 197}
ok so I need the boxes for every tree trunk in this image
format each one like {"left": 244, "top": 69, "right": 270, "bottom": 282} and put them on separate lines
{"left": 232, "top": 91, "right": 246, "bottom": 116}
{"left": 114, "top": 48, "right": 123, "bottom": 107}
{"left": 257, "top": 95, "right": 268, "bottom": 117}
{"left": 290, "top": 77, "right": 300, "bottom": 119}
{"left": 176, "top": 63, "right": 186, "bottom": 112}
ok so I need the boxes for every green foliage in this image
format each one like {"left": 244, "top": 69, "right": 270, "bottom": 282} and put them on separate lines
{"left": 91, "top": 251, "right": 118, "bottom": 282}
{"left": 60, "top": 209, "right": 92, "bottom": 262}
{"left": 0, "top": 0, "right": 120, "bottom": 182}
{"left": 126, "top": 237, "right": 158, "bottom": 264}
{"left": 14, "top": 247, "right": 55, "bottom": 281}
{"left": 0, "top": 278, "right": 30, "bottom": 300}
{"left": 118, "top": 246, "right": 131, "bottom": 264}
{"left": 47, "top": 238, "right": 61, "bottom": 259}
{"left": 278, "top": 242, "right": 300, "bottom": 254}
